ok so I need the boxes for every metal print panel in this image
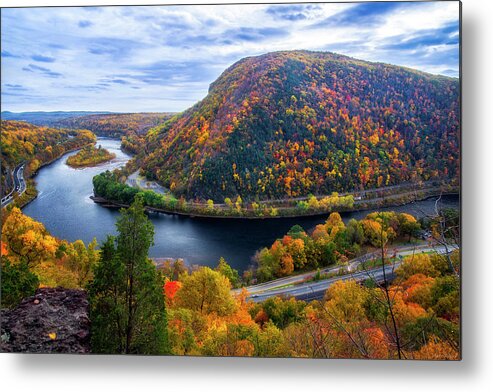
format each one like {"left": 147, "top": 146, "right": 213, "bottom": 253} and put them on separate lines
{"left": 0, "top": 1, "right": 461, "bottom": 359}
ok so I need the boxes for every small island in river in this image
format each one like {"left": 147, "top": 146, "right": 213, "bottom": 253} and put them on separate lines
{"left": 66, "top": 144, "right": 116, "bottom": 168}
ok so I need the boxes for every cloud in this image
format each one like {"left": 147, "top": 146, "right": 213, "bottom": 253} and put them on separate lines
{"left": 31, "top": 54, "right": 56, "bottom": 63}
{"left": 379, "top": 22, "right": 459, "bottom": 51}
{"left": 2, "top": 91, "right": 32, "bottom": 97}
{"left": 48, "top": 43, "right": 66, "bottom": 49}
{"left": 311, "top": 2, "right": 403, "bottom": 28}
{"left": 1, "top": 50, "right": 21, "bottom": 58}
{"left": 163, "top": 33, "right": 220, "bottom": 48}
{"left": 266, "top": 4, "right": 322, "bottom": 21}
{"left": 78, "top": 20, "right": 93, "bottom": 28}
{"left": 100, "top": 78, "right": 131, "bottom": 85}
{"left": 67, "top": 84, "right": 110, "bottom": 92}
{"left": 225, "top": 27, "right": 288, "bottom": 42}
{"left": 1, "top": 2, "right": 459, "bottom": 112}
{"left": 22, "top": 63, "right": 62, "bottom": 78}
{"left": 110, "top": 79, "right": 130, "bottom": 85}
{"left": 87, "top": 37, "right": 144, "bottom": 60}
{"left": 25, "top": 64, "right": 50, "bottom": 72}
{"left": 82, "top": 7, "right": 102, "bottom": 13}
{"left": 4, "top": 84, "right": 28, "bottom": 91}
{"left": 121, "top": 59, "right": 222, "bottom": 86}
{"left": 162, "top": 26, "right": 288, "bottom": 49}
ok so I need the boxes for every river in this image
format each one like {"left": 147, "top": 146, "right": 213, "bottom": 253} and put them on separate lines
{"left": 22, "top": 138, "right": 459, "bottom": 272}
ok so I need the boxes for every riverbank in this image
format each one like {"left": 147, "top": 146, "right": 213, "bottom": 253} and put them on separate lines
{"left": 22, "top": 138, "right": 460, "bottom": 271}
{"left": 13, "top": 142, "right": 95, "bottom": 209}
{"left": 93, "top": 163, "right": 459, "bottom": 219}
{"left": 91, "top": 184, "right": 459, "bottom": 220}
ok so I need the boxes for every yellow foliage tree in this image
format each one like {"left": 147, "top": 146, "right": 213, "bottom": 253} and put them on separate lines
{"left": 175, "top": 267, "right": 236, "bottom": 316}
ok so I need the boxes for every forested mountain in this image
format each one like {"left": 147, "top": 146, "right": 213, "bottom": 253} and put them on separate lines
{"left": 1, "top": 112, "right": 172, "bottom": 138}
{"left": 141, "top": 51, "right": 459, "bottom": 202}
{"left": 53, "top": 112, "right": 173, "bottom": 154}
{"left": 54, "top": 112, "right": 173, "bottom": 138}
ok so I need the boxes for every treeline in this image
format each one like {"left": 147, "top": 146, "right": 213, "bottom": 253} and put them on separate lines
{"left": 66, "top": 145, "right": 116, "bottom": 168}
{"left": 141, "top": 50, "right": 459, "bottom": 202}
{"left": 93, "top": 171, "right": 179, "bottom": 210}
{"left": 251, "top": 211, "right": 422, "bottom": 282}
{"left": 54, "top": 113, "right": 172, "bottom": 138}
{"left": 0, "top": 199, "right": 460, "bottom": 359}
{"left": 93, "top": 171, "right": 355, "bottom": 218}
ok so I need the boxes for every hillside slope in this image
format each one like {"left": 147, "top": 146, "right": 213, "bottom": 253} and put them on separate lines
{"left": 142, "top": 51, "right": 460, "bottom": 202}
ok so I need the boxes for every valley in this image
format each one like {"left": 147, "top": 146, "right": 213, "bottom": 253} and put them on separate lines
{"left": 1, "top": 45, "right": 461, "bottom": 359}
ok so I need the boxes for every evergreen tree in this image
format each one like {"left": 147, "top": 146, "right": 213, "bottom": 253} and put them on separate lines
{"left": 88, "top": 197, "right": 169, "bottom": 354}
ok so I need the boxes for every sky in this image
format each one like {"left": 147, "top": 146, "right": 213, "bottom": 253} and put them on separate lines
{"left": 1, "top": 1, "right": 460, "bottom": 113}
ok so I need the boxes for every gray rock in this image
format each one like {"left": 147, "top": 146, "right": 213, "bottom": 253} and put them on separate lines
{"left": 1, "top": 287, "right": 90, "bottom": 353}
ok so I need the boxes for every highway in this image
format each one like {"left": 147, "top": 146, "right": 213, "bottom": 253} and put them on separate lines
{"left": 1, "top": 163, "right": 26, "bottom": 208}
{"left": 236, "top": 244, "right": 430, "bottom": 296}
{"left": 235, "top": 244, "right": 457, "bottom": 303}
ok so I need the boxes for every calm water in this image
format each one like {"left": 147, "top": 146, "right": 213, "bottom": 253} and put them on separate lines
{"left": 23, "top": 138, "right": 459, "bottom": 272}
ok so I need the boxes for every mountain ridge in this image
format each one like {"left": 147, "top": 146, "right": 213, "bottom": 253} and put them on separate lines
{"left": 141, "top": 50, "right": 459, "bottom": 202}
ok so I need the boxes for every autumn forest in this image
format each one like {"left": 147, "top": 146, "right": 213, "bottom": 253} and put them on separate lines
{"left": 1, "top": 49, "right": 460, "bottom": 360}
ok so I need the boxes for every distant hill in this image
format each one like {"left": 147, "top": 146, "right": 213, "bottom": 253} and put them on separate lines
{"left": 53, "top": 112, "right": 174, "bottom": 138}
{"left": 141, "top": 50, "right": 460, "bottom": 202}
{"left": 1, "top": 111, "right": 113, "bottom": 125}
{"left": 1, "top": 112, "right": 174, "bottom": 155}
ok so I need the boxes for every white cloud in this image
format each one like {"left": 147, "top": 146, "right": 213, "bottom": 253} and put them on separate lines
{"left": 1, "top": 2, "right": 460, "bottom": 112}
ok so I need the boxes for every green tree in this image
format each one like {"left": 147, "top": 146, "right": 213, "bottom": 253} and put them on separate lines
{"left": 346, "top": 218, "right": 365, "bottom": 244}
{"left": 215, "top": 257, "right": 241, "bottom": 288}
{"left": 287, "top": 224, "right": 307, "bottom": 240}
{"left": 0, "top": 260, "right": 39, "bottom": 308}
{"left": 399, "top": 214, "right": 421, "bottom": 242}
{"left": 254, "top": 247, "right": 277, "bottom": 282}
{"left": 254, "top": 321, "right": 289, "bottom": 357}
{"left": 65, "top": 238, "right": 99, "bottom": 287}
{"left": 88, "top": 197, "right": 169, "bottom": 354}
{"left": 260, "top": 297, "right": 306, "bottom": 329}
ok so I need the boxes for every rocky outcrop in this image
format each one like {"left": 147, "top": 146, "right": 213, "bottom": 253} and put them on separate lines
{"left": 1, "top": 287, "right": 90, "bottom": 353}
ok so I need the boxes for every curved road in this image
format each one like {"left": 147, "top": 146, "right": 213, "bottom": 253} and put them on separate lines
{"left": 1, "top": 162, "right": 26, "bottom": 207}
